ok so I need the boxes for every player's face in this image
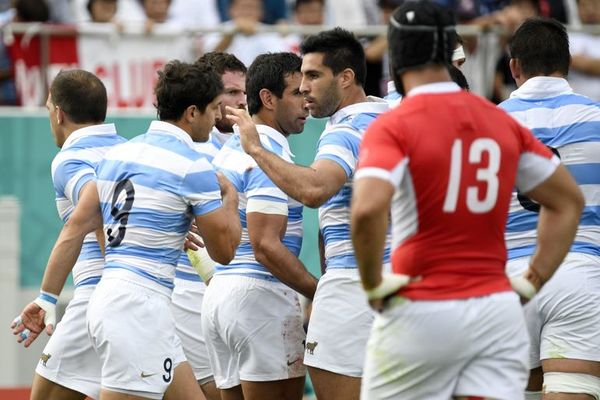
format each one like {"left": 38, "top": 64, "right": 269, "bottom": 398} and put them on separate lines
{"left": 192, "top": 94, "right": 223, "bottom": 143}
{"left": 273, "top": 72, "right": 309, "bottom": 136}
{"left": 300, "top": 52, "right": 342, "bottom": 118}
{"left": 46, "top": 94, "right": 63, "bottom": 148}
{"left": 215, "top": 70, "right": 246, "bottom": 133}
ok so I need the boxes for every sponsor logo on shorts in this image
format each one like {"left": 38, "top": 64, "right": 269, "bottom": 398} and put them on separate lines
{"left": 40, "top": 353, "right": 51, "bottom": 367}
{"left": 140, "top": 372, "right": 157, "bottom": 379}
{"left": 306, "top": 341, "right": 318, "bottom": 355}
{"left": 287, "top": 358, "right": 300, "bottom": 366}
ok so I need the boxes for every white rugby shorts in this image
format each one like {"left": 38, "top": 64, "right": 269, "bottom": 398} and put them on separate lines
{"left": 35, "top": 285, "right": 101, "bottom": 399}
{"left": 87, "top": 275, "right": 186, "bottom": 399}
{"left": 171, "top": 278, "right": 213, "bottom": 382}
{"left": 508, "top": 253, "right": 600, "bottom": 368}
{"left": 361, "top": 292, "right": 529, "bottom": 400}
{"left": 303, "top": 268, "right": 374, "bottom": 377}
{"left": 201, "top": 274, "right": 306, "bottom": 389}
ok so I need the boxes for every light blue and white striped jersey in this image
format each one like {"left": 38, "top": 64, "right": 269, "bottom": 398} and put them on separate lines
{"left": 52, "top": 123, "right": 126, "bottom": 287}
{"left": 384, "top": 81, "right": 402, "bottom": 108}
{"left": 175, "top": 128, "right": 233, "bottom": 282}
{"left": 500, "top": 77, "right": 600, "bottom": 261}
{"left": 316, "top": 98, "right": 392, "bottom": 270}
{"left": 211, "top": 124, "right": 303, "bottom": 281}
{"left": 96, "top": 121, "right": 223, "bottom": 292}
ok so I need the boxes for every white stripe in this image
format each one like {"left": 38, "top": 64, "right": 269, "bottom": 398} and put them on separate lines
{"left": 215, "top": 268, "right": 271, "bottom": 277}
{"left": 113, "top": 227, "right": 184, "bottom": 250}
{"left": 186, "top": 190, "right": 222, "bottom": 206}
{"left": 558, "top": 142, "right": 600, "bottom": 165}
{"left": 65, "top": 168, "right": 94, "bottom": 203}
{"left": 316, "top": 144, "right": 357, "bottom": 171}
{"left": 510, "top": 184, "right": 600, "bottom": 213}
{"left": 105, "top": 254, "right": 175, "bottom": 279}
{"left": 213, "top": 147, "right": 255, "bottom": 173}
{"left": 187, "top": 157, "right": 215, "bottom": 174}
{"left": 321, "top": 126, "right": 362, "bottom": 141}
{"left": 509, "top": 103, "right": 600, "bottom": 129}
{"left": 97, "top": 180, "right": 188, "bottom": 213}
{"left": 286, "top": 222, "right": 303, "bottom": 237}
{"left": 506, "top": 226, "right": 600, "bottom": 250}
{"left": 72, "top": 259, "right": 104, "bottom": 285}
{"left": 391, "top": 168, "right": 418, "bottom": 249}
{"left": 103, "top": 142, "right": 193, "bottom": 178}
{"left": 516, "top": 154, "right": 560, "bottom": 193}
{"left": 247, "top": 186, "right": 286, "bottom": 199}
{"left": 324, "top": 239, "right": 353, "bottom": 258}
{"left": 319, "top": 206, "right": 349, "bottom": 229}
{"left": 51, "top": 147, "right": 108, "bottom": 177}
{"left": 355, "top": 167, "right": 393, "bottom": 184}
{"left": 246, "top": 198, "right": 288, "bottom": 215}
{"left": 56, "top": 198, "right": 73, "bottom": 221}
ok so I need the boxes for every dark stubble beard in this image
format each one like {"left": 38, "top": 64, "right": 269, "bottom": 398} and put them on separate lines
{"left": 309, "top": 80, "right": 341, "bottom": 119}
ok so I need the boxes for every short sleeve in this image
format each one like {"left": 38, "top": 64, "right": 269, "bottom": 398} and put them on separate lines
{"left": 355, "top": 115, "right": 408, "bottom": 186}
{"left": 52, "top": 156, "right": 95, "bottom": 205}
{"left": 245, "top": 165, "right": 288, "bottom": 205}
{"left": 180, "top": 157, "right": 223, "bottom": 216}
{"left": 315, "top": 129, "right": 360, "bottom": 178}
{"left": 515, "top": 124, "right": 560, "bottom": 193}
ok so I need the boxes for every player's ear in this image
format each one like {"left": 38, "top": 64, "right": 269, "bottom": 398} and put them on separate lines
{"left": 259, "top": 88, "right": 275, "bottom": 111}
{"left": 184, "top": 104, "right": 197, "bottom": 123}
{"left": 55, "top": 105, "right": 65, "bottom": 125}
{"left": 509, "top": 58, "right": 521, "bottom": 81}
{"left": 339, "top": 68, "right": 355, "bottom": 89}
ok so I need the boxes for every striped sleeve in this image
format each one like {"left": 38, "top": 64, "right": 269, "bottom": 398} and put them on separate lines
{"left": 52, "top": 155, "right": 95, "bottom": 205}
{"left": 515, "top": 123, "right": 560, "bottom": 193}
{"left": 315, "top": 128, "right": 361, "bottom": 177}
{"left": 245, "top": 165, "right": 288, "bottom": 205}
{"left": 181, "top": 157, "right": 223, "bottom": 216}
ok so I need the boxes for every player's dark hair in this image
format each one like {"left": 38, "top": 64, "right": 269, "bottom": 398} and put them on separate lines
{"left": 246, "top": 52, "right": 302, "bottom": 115}
{"left": 509, "top": 17, "right": 570, "bottom": 77}
{"left": 50, "top": 69, "right": 107, "bottom": 124}
{"left": 195, "top": 52, "right": 247, "bottom": 76}
{"left": 448, "top": 64, "right": 469, "bottom": 90}
{"left": 300, "top": 27, "right": 366, "bottom": 87}
{"left": 15, "top": 0, "right": 49, "bottom": 22}
{"left": 155, "top": 60, "right": 224, "bottom": 121}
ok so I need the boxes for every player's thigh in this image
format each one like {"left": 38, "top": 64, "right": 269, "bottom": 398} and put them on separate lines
{"left": 30, "top": 373, "right": 87, "bottom": 400}
{"left": 241, "top": 376, "right": 305, "bottom": 400}
{"left": 304, "top": 269, "right": 373, "bottom": 378}
{"left": 163, "top": 361, "right": 205, "bottom": 400}
{"left": 308, "top": 366, "right": 361, "bottom": 400}
{"left": 538, "top": 255, "right": 600, "bottom": 365}
{"left": 199, "top": 380, "right": 219, "bottom": 400}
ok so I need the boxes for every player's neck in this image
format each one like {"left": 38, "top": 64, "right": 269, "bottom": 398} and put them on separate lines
{"left": 402, "top": 66, "right": 452, "bottom": 94}
{"left": 63, "top": 122, "right": 99, "bottom": 138}
{"left": 337, "top": 85, "right": 368, "bottom": 111}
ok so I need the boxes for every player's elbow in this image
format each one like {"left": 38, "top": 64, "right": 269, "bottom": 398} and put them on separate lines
{"left": 251, "top": 238, "right": 278, "bottom": 266}
{"left": 301, "top": 187, "right": 329, "bottom": 208}
{"left": 208, "top": 245, "right": 236, "bottom": 265}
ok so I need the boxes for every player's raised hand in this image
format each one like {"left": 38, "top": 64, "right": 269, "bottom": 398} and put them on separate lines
{"left": 226, "top": 106, "right": 262, "bottom": 156}
{"left": 11, "top": 293, "right": 57, "bottom": 347}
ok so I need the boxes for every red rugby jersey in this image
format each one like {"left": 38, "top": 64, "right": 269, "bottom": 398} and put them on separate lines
{"left": 356, "top": 82, "right": 558, "bottom": 300}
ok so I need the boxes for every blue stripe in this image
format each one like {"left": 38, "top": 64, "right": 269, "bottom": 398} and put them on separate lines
{"left": 175, "top": 269, "right": 202, "bottom": 282}
{"left": 508, "top": 241, "right": 600, "bottom": 260}
{"left": 134, "top": 132, "right": 204, "bottom": 161}
{"left": 107, "top": 245, "right": 181, "bottom": 265}
{"left": 500, "top": 94, "right": 600, "bottom": 113}
{"left": 75, "top": 276, "right": 101, "bottom": 287}
{"left": 69, "top": 134, "right": 127, "bottom": 150}
{"left": 327, "top": 254, "right": 358, "bottom": 269}
{"left": 322, "top": 224, "right": 350, "bottom": 245}
{"left": 97, "top": 160, "right": 187, "bottom": 193}
{"left": 39, "top": 292, "right": 58, "bottom": 304}
{"left": 567, "top": 164, "right": 600, "bottom": 185}
{"left": 507, "top": 206, "right": 600, "bottom": 232}
{"left": 104, "top": 263, "right": 174, "bottom": 289}
{"left": 78, "top": 241, "right": 104, "bottom": 261}
{"left": 530, "top": 122, "right": 600, "bottom": 146}
{"left": 100, "top": 204, "right": 192, "bottom": 234}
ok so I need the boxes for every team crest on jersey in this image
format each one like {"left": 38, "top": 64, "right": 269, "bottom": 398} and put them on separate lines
{"left": 306, "top": 341, "right": 318, "bottom": 355}
{"left": 40, "top": 353, "right": 51, "bottom": 367}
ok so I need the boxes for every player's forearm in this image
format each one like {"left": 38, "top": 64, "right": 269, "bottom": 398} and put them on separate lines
{"left": 40, "top": 225, "right": 87, "bottom": 296}
{"left": 254, "top": 242, "right": 318, "bottom": 299}
{"left": 351, "top": 210, "right": 388, "bottom": 291}
{"left": 529, "top": 203, "right": 583, "bottom": 284}
{"left": 249, "top": 147, "right": 327, "bottom": 208}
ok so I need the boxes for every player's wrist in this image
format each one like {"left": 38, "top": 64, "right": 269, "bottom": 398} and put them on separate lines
{"left": 364, "top": 274, "right": 411, "bottom": 301}
{"left": 33, "top": 290, "right": 58, "bottom": 327}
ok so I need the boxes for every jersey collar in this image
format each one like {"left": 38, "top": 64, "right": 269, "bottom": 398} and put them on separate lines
{"left": 148, "top": 120, "right": 195, "bottom": 149}
{"left": 509, "top": 76, "right": 572, "bottom": 100}
{"left": 62, "top": 123, "right": 117, "bottom": 150}
{"left": 328, "top": 96, "right": 389, "bottom": 126}
{"left": 407, "top": 81, "right": 461, "bottom": 97}
{"left": 255, "top": 124, "right": 294, "bottom": 157}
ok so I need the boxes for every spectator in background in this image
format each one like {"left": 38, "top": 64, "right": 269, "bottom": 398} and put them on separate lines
{"left": 86, "top": 0, "right": 118, "bottom": 23}
{"left": 139, "top": 0, "right": 172, "bottom": 32}
{"left": 0, "top": 0, "right": 49, "bottom": 105}
{"left": 285, "top": 0, "right": 325, "bottom": 54}
{"left": 217, "top": 0, "right": 288, "bottom": 24}
{"left": 568, "top": 0, "right": 600, "bottom": 101}
{"left": 203, "top": 0, "right": 287, "bottom": 67}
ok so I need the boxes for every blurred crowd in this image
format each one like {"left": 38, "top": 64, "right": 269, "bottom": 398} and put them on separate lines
{"left": 0, "top": 0, "right": 599, "bottom": 105}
